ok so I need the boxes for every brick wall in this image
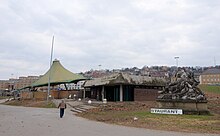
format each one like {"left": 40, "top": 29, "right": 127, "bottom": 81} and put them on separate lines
{"left": 21, "top": 90, "right": 80, "bottom": 100}
{"left": 33, "top": 92, "right": 47, "bottom": 100}
{"left": 21, "top": 92, "right": 33, "bottom": 99}
{"left": 134, "top": 88, "right": 160, "bottom": 101}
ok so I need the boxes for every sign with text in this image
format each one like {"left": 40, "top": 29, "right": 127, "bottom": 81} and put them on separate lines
{"left": 151, "top": 108, "right": 183, "bottom": 115}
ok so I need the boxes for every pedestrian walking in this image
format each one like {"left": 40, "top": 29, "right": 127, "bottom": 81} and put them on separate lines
{"left": 58, "top": 99, "right": 66, "bottom": 118}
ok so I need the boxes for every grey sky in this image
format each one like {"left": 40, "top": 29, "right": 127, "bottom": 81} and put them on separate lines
{"left": 0, "top": 0, "right": 220, "bottom": 79}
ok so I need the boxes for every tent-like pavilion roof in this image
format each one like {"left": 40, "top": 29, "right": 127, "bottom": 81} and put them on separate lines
{"left": 31, "top": 59, "right": 86, "bottom": 87}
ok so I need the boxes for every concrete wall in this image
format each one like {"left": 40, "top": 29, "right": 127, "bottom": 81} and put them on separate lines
{"left": 134, "top": 88, "right": 159, "bottom": 101}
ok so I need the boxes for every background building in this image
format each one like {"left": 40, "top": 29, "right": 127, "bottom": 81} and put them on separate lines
{"left": 200, "top": 68, "right": 220, "bottom": 85}
{"left": 0, "top": 80, "right": 9, "bottom": 91}
{"left": 15, "top": 76, "right": 39, "bottom": 89}
{"left": 0, "top": 76, "right": 39, "bottom": 92}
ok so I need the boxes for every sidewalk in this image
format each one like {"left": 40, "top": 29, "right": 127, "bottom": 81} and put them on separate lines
{"left": 0, "top": 98, "right": 11, "bottom": 104}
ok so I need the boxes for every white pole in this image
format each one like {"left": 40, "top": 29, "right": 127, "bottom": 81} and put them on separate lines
{"left": 214, "top": 56, "right": 216, "bottom": 67}
{"left": 120, "top": 84, "right": 123, "bottom": 102}
{"left": 102, "top": 86, "right": 104, "bottom": 101}
{"left": 47, "top": 36, "right": 54, "bottom": 102}
{"left": 98, "top": 64, "right": 101, "bottom": 70}
{"left": 174, "top": 56, "right": 179, "bottom": 67}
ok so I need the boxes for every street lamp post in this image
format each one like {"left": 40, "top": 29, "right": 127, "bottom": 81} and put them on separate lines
{"left": 98, "top": 64, "right": 102, "bottom": 71}
{"left": 10, "top": 74, "right": 14, "bottom": 91}
{"left": 174, "top": 56, "right": 179, "bottom": 67}
{"left": 47, "top": 36, "right": 54, "bottom": 102}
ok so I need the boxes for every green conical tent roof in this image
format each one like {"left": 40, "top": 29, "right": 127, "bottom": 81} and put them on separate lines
{"left": 31, "top": 59, "right": 86, "bottom": 87}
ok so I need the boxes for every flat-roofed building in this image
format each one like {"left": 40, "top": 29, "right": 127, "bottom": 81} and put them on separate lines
{"left": 0, "top": 76, "right": 39, "bottom": 91}
{"left": 84, "top": 73, "right": 166, "bottom": 102}
{"left": 0, "top": 80, "right": 9, "bottom": 91}
{"left": 200, "top": 68, "right": 220, "bottom": 85}
{"left": 15, "top": 76, "right": 39, "bottom": 89}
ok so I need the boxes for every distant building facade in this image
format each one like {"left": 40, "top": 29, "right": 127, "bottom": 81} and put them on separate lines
{"left": 0, "top": 76, "right": 39, "bottom": 91}
{"left": 16, "top": 76, "right": 39, "bottom": 89}
{"left": 0, "top": 80, "right": 9, "bottom": 91}
{"left": 200, "top": 68, "right": 220, "bottom": 85}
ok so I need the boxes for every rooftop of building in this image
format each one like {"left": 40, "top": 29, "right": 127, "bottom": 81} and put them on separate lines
{"left": 84, "top": 72, "right": 166, "bottom": 87}
{"left": 201, "top": 68, "right": 220, "bottom": 75}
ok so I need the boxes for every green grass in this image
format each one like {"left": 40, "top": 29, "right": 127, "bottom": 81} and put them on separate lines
{"left": 117, "top": 111, "right": 212, "bottom": 120}
{"left": 3, "top": 100, "right": 57, "bottom": 108}
{"left": 43, "top": 101, "right": 57, "bottom": 108}
{"left": 86, "top": 110, "right": 214, "bottom": 122}
{"left": 81, "top": 110, "right": 220, "bottom": 133}
{"left": 0, "top": 96, "right": 10, "bottom": 100}
{"left": 199, "top": 85, "right": 220, "bottom": 94}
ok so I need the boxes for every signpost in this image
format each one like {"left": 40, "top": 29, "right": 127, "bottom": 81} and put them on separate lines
{"left": 151, "top": 108, "right": 183, "bottom": 115}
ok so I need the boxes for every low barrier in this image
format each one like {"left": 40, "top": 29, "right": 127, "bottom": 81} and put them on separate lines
{"left": 21, "top": 90, "right": 82, "bottom": 100}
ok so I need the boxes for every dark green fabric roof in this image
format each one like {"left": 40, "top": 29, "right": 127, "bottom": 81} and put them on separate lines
{"left": 31, "top": 59, "right": 86, "bottom": 87}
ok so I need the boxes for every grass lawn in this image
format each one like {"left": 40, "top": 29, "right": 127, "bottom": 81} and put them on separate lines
{"left": 3, "top": 99, "right": 57, "bottom": 108}
{"left": 0, "top": 96, "right": 10, "bottom": 100}
{"left": 78, "top": 104, "right": 220, "bottom": 134}
{"left": 199, "top": 85, "right": 220, "bottom": 94}
{"left": 78, "top": 94, "right": 220, "bottom": 134}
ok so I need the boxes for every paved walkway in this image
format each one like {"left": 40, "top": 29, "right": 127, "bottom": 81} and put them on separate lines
{"left": 0, "top": 104, "right": 218, "bottom": 136}
{"left": 0, "top": 99, "right": 7, "bottom": 103}
{"left": 0, "top": 98, "right": 12, "bottom": 104}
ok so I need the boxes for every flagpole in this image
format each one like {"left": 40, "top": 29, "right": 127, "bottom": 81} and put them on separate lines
{"left": 47, "top": 36, "right": 54, "bottom": 102}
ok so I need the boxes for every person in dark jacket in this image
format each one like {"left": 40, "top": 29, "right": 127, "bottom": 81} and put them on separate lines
{"left": 58, "top": 100, "right": 67, "bottom": 118}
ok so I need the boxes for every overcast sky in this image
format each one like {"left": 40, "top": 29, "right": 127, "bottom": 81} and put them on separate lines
{"left": 0, "top": 0, "right": 220, "bottom": 79}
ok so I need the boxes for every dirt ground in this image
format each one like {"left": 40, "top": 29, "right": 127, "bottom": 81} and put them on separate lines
{"left": 77, "top": 92, "right": 220, "bottom": 134}
{"left": 205, "top": 92, "right": 220, "bottom": 115}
